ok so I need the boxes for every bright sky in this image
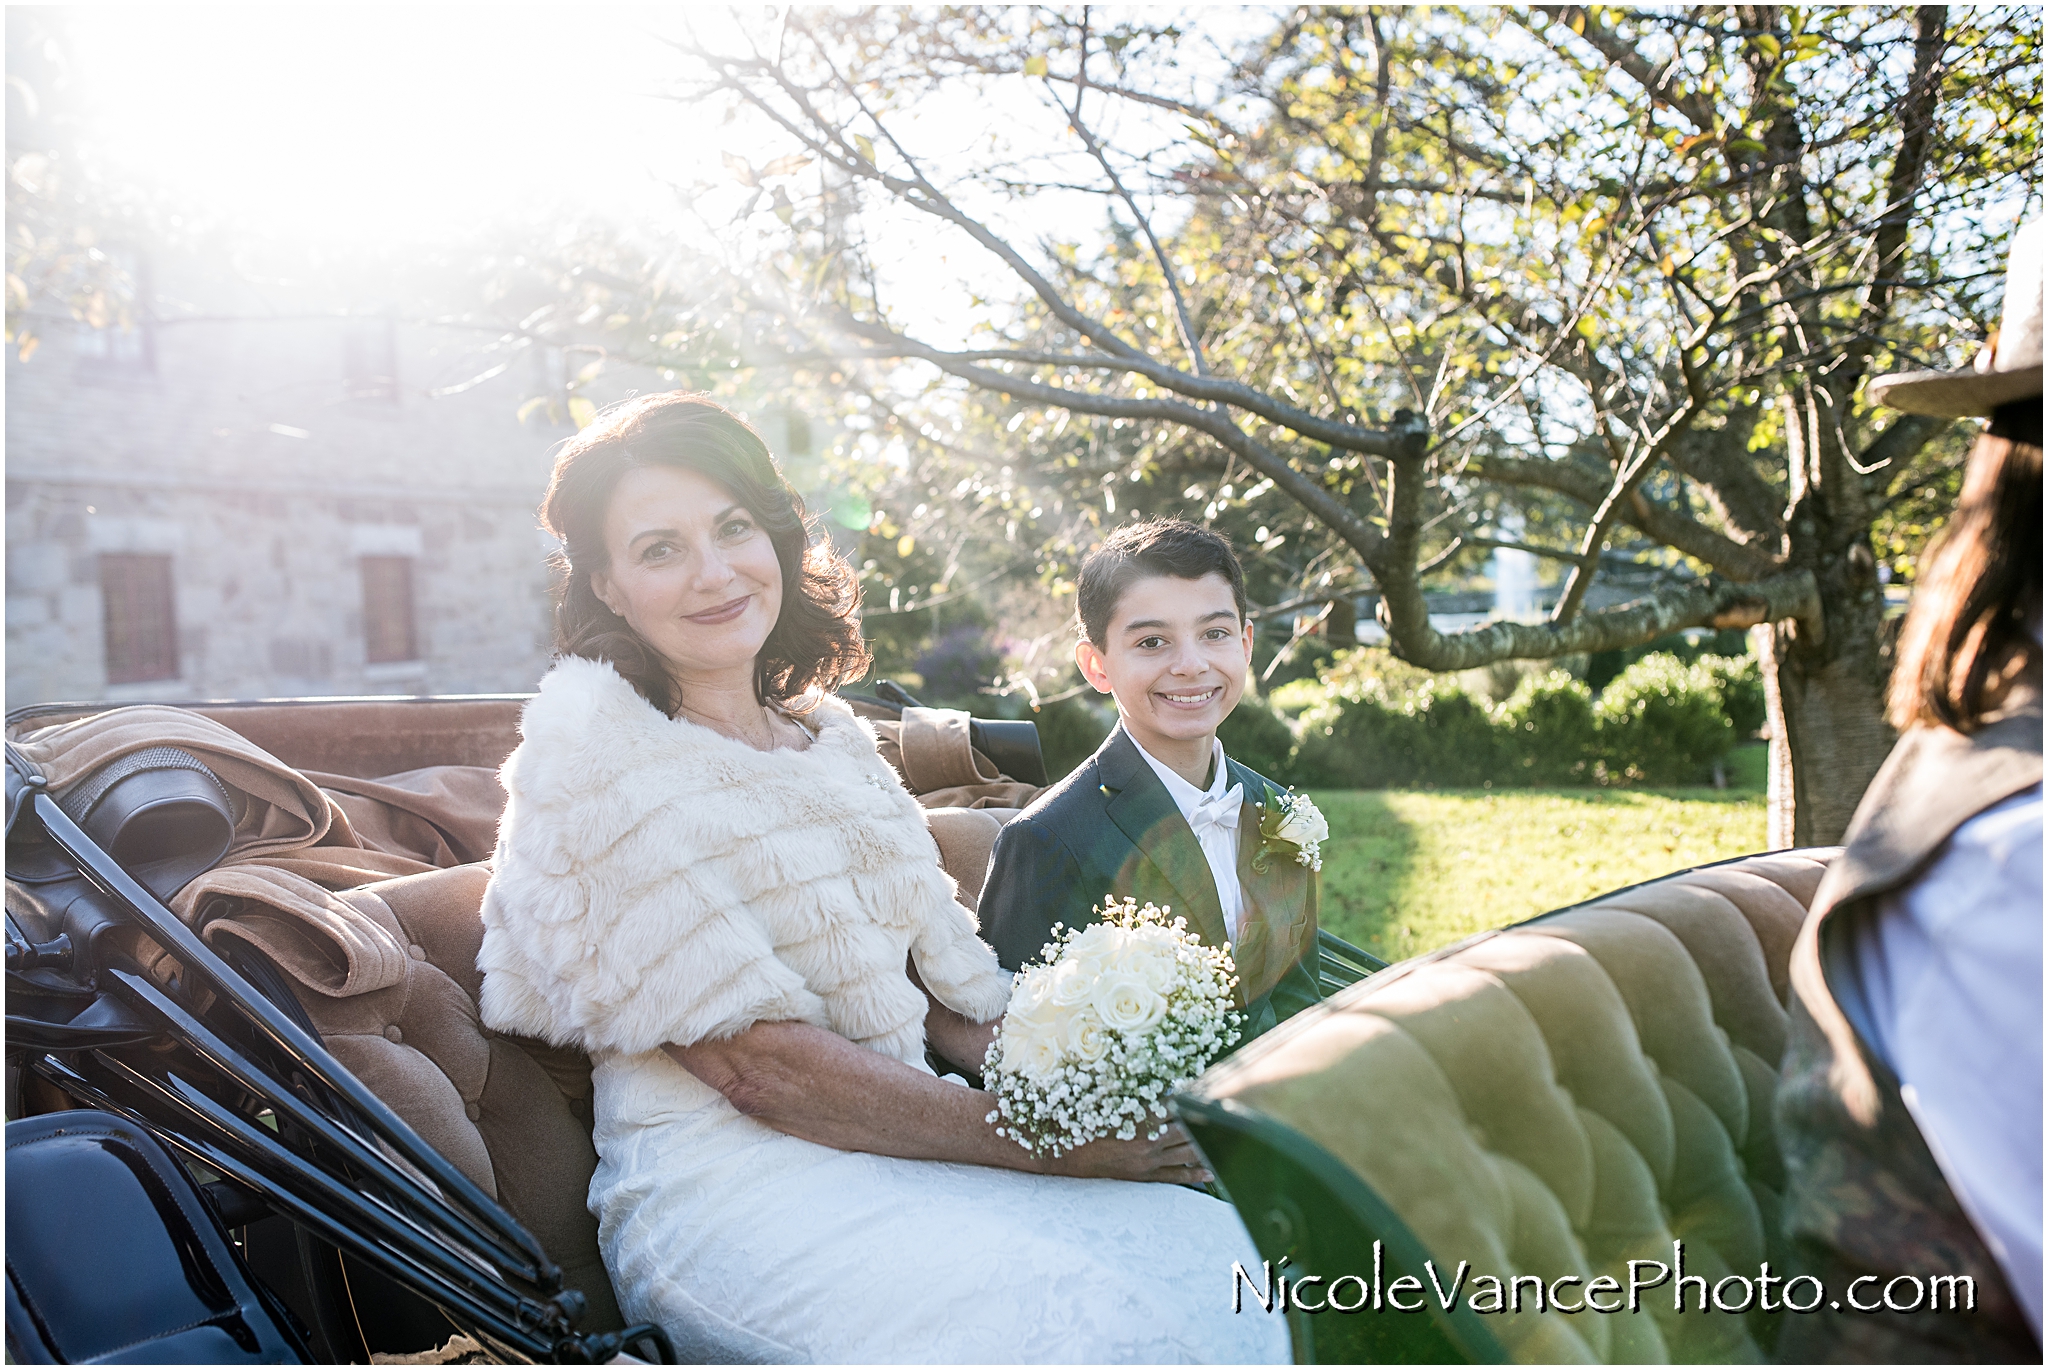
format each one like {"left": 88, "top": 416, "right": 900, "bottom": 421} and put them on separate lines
{"left": 53, "top": 6, "right": 1265, "bottom": 350}
{"left": 60, "top": 6, "right": 743, "bottom": 244}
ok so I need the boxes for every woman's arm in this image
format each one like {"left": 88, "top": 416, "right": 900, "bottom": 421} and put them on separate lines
{"left": 666, "top": 1021, "right": 1209, "bottom": 1184}
{"left": 909, "top": 958, "right": 1000, "bottom": 1075}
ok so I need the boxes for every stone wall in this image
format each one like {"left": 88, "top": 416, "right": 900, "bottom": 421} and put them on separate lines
{"left": 5, "top": 248, "right": 818, "bottom": 710}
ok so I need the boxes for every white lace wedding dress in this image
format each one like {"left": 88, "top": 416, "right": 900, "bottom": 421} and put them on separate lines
{"left": 589, "top": 1051, "right": 1290, "bottom": 1364}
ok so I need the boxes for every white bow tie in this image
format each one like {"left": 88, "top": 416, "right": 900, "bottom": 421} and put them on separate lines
{"left": 1187, "top": 784, "right": 1244, "bottom": 834}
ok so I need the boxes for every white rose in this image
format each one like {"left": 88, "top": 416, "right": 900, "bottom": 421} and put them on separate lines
{"left": 1276, "top": 796, "right": 1329, "bottom": 845}
{"left": 1108, "top": 936, "right": 1182, "bottom": 994}
{"left": 1048, "top": 957, "right": 1100, "bottom": 1006}
{"left": 1062, "top": 1010, "right": 1111, "bottom": 1062}
{"left": 1066, "top": 924, "right": 1127, "bottom": 964}
{"left": 1134, "top": 948, "right": 1181, "bottom": 995}
{"left": 1093, "top": 972, "right": 1168, "bottom": 1034}
{"left": 1009, "top": 967, "right": 1055, "bottom": 1015}
{"left": 1000, "top": 1017, "right": 1064, "bottom": 1079}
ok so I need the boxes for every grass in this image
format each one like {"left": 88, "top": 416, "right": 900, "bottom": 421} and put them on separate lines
{"left": 1313, "top": 745, "right": 1769, "bottom": 962}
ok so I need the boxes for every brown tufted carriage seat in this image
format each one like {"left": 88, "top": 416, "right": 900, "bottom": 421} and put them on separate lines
{"left": 1178, "top": 849, "right": 1838, "bottom": 1364}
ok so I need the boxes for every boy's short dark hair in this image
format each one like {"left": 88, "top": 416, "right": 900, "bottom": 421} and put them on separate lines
{"left": 1076, "top": 518, "right": 1251, "bottom": 644}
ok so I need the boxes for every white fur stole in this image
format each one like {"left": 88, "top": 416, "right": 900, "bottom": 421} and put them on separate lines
{"left": 476, "top": 656, "right": 1012, "bottom": 1065}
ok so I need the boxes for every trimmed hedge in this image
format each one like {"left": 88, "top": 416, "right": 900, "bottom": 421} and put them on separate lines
{"left": 1594, "top": 654, "right": 1734, "bottom": 784}
{"left": 1280, "top": 651, "right": 1759, "bottom": 789}
{"left": 1499, "top": 671, "right": 1598, "bottom": 786}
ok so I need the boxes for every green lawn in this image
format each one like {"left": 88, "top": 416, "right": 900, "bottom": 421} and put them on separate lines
{"left": 1313, "top": 755, "right": 1768, "bottom": 962}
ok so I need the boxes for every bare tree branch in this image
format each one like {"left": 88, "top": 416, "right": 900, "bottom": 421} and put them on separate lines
{"left": 1381, "top": 568, "right": 1823, "bottom": 671}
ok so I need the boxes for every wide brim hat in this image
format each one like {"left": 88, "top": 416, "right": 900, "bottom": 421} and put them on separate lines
{"left": 1867, "top": 218, "right": 2044, "bottom": 418}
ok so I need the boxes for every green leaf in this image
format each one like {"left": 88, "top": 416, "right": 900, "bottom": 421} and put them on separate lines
{"left": 853, "top": 134, "right": 877, "bottom": 165}
{"left": 1750, "top": 33, "right": 1781, "bottom": 62}
{"left": 1024, "top": 55, "right": 1048, "bottom": 77}
{"left": 516, "top": 395, "right": 547, "bottom": 424}
{"left": 568, "top": 396, "right": 597, "bottom": 430}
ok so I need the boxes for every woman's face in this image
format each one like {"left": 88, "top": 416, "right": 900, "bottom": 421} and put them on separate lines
{"left": 589, "top": 464, "right": 784, "bottom": 683}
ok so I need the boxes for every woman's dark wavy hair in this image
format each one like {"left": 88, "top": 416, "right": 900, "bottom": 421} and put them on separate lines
{"left": 1887, "top": 430, "right": 2042, "bottom": 733}
{"left": 540, "top": 392, "right": 870, "bottom": 716}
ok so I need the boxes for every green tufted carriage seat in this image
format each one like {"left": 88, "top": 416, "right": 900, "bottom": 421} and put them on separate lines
{"left": 1177, "top": 848, "right": 1837, "bottom": 1364}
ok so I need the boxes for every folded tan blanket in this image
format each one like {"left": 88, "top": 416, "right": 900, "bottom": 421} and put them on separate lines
{"left": 14, "top": 705, "right": 363, "bottom": 864}
{"left": 869, "top": 706, "right": 1045, "bottom": 811}
{"left": 13, "top": 706, "right": 514, "bottom": 998}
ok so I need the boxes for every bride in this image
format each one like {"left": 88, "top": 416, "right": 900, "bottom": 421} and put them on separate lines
{"left": 476, "top": 393, "right": 1288, "bottom": 1364}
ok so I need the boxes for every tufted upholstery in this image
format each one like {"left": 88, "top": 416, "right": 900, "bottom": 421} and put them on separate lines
{"left": 275, "top": 863, "right": 627, "bottom": 1331}
{"left": 1184, "top": 849, "right": 1836, "bottom": 1363}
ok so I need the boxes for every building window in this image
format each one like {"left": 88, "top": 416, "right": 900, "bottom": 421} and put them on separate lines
{"left": 360, "top": 556, "right": 419, "bottom": 663}
{"left": 343, "top": 316, "right": 398, "bottom": 402}
{"left": 100, "top": 553, "right": 178, "bottom": 684}
{"left": 75, "top": 247, "right": 155, "bottom": 373}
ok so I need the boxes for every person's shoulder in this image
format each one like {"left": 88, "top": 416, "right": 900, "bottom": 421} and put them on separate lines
{"left": 1012, "top": 751, "right": 1111, "bottom": 829}
{"left": 505, "top": 656, "right": 704, "bottom": 803}
{"left": 515, "top": 657, "right": 647, "bottom": 761}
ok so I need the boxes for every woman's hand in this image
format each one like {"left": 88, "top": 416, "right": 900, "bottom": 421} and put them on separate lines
{"left": 1039, "top": 1122, "right": 1213, "bottom": 1185}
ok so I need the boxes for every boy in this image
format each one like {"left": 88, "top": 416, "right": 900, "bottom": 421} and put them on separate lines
{"left": 978, "top": 518, "right": 1321, "bottom": 1041}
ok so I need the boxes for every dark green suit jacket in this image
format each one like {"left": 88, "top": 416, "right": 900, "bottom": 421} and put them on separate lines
{"left": 979, "top": 725, "right": 1321, "bottom": 1041}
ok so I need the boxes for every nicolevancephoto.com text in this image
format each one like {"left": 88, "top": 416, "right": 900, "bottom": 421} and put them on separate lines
{"left": 1234, "top": 1240, "right": 1980, "bottom": 1319}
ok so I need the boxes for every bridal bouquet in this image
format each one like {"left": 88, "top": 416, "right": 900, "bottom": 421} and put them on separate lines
{"left": 983, "top": 898, "right": 1243, "bottom": 1158}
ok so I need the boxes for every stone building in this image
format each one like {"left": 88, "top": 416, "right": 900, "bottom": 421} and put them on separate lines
{"left": 4, "top": 244, "right": 814, "bottom": 709}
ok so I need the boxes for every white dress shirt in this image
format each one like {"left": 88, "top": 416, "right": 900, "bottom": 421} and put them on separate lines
{"left": 1131, "top": 735, "right": 1246, "bottom": 942}
{"left": 1850, "top": 784, "right": 2043, "bottom": 1336}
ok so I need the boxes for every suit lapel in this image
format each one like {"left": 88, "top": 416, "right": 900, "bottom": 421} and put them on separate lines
{"left": 1230, "top": 762, "right": 1310, "bottom": 1004}
{"left": 1098, "top": 728, "right": 1229, "bottom": 949}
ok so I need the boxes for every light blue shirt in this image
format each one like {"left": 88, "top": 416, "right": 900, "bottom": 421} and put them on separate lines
{"left": 1852, "top": 784, "right": 2043, "bottom": 1335}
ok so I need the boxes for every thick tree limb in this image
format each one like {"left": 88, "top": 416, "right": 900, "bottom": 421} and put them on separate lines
{"left": 1667, "top": 420, "right": 1786, "bottom": 547}
{"left": 1852, "top": 7, "right": 1947, "bottom": 372}
{"left": 1468, "top": 452, "right": 1785, "bottom": 581}
{"left": 1376, "top": 569, "right": 1823, "bottom": 671}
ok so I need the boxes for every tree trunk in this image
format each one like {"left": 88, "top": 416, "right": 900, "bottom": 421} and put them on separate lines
{"left": 1754, "top": 488, "right": 1898, "bottom": 847}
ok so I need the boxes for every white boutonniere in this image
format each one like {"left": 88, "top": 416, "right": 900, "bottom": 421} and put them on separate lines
{"left": 1254, "top": 789, "right": 1328, "bottom": 873}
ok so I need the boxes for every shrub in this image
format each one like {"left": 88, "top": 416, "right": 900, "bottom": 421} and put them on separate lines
{"left": 1267, "top": 676, "right": 1328, "bottom": 717}
{"left": 1218, "top": 693, "right": 1298, "bottom": 783}
{"left": 1315, "top": 646, "right": 1438, "bottom": 699}
{"left": 1291, "top": 678, "right": 1505, "bottom": 789}
{"left": 1292, "top": 684, "right": 1425, "bottom": 789}
{"left": 1595, "top": 653, "right": 1734, "bottom": 784}
{"left": 1699, "top": 653, "right": 1767, "bottom": 737}
{"left": 1499, "top": 671, "right": 1598, "bottom": 785}
{"left": 1401, "top": 682, "right": 1504, "bottom": 787}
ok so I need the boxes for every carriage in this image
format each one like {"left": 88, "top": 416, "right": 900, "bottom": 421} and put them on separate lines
{"left": 4, "top": 690, "right": 1825, "bottom": 1363}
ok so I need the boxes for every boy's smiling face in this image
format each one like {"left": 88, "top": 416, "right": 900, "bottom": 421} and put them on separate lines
{"left": 1075, "top": 571, "right": 1253, "bottom": 764}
